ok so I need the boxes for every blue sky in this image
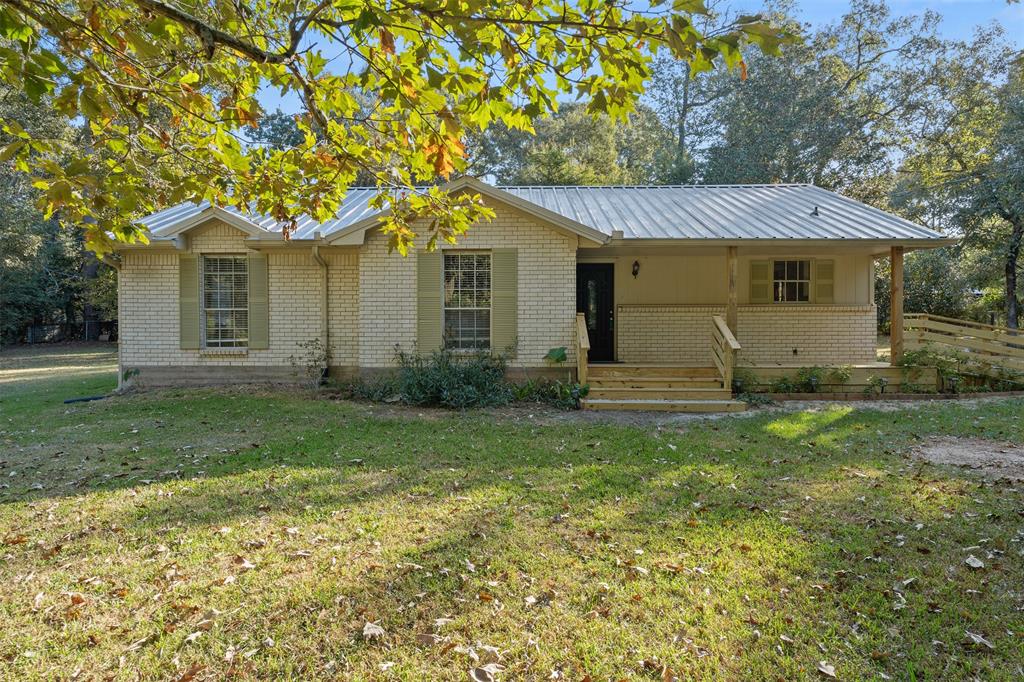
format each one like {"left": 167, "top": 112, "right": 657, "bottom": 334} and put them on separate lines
{"left": 258, "top": 1, "right": 1022, "bottom": 113}
{"left": 794, "top": 0, "right": 1022, "bottom": 42}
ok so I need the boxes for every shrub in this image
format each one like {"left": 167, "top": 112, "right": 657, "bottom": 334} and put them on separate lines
{"left": 731, "top": 368, "right": 759, "bottom": 394}
{"left": 795, "top": 366, "right": 825, "bottom": 393}
{"left": 827, "top": 365, "right": 853, "bottom": 386}
{"left": 515, "top": 378, "right": 589, "bottom": 409}
{"left": 390, "top": 347, "right": 513, "bottom": 409}
{"left": 739, "top": 391, "right": 774, "bottom": 407}
{"left": 863, "top": 375, "right": 889, "bottom": 396}
{"left": 770, "top": 375, "right": 797, "bottom": 393}
{"left": 289, "top": 338, "right": 329, "bottom": 390}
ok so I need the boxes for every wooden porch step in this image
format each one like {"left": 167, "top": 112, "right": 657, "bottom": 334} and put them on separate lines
{"left": 581, "top": 398, "right": 746, "bottom": 413}
{"left": 587, "top": 365, "right": 720, "bottom": 378}
{"left": 587, "top": 387, "right": 733, "bottom": 400}
{"left": 588, "top": 377, "right": 725, "bottom": 389}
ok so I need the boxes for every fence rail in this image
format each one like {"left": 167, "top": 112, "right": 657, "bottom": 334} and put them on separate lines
{"left": 904, "top": 313, "right": 1024, "bottom": 375}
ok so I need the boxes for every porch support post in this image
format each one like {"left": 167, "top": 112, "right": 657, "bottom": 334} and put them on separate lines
{"left": 726, "top": 246, "right": 738, "bottom": 335}
{"left": 890, "top": 246, "right": 904, "bottom": 365}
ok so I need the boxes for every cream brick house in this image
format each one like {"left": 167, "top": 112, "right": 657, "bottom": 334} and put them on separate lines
{"left": 113, "top": 177, "right": 952, "bottom": 411}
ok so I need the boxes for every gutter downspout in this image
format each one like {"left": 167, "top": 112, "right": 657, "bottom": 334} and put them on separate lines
{"left": 311, "top": 238, "right": 330, "bottom": 377}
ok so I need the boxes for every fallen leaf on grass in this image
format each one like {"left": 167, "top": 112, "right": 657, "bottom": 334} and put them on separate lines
{"left": 470, "top": 664, "right": 505, "bottom": 682}
{"left": 363, "top": 621, "right": 385, "bottom": 641}
{"left": 817, "top": 661, "right": 837, "bottom": 678}
{"left": 3, "top": 534, "right": 28, "bottom": 546}
{"left": 232, "top": 556, "right": 256, "bottom": 571}
{"left": 965, "top": 631, "right": 995, "bottom": 649}
{"left": 175, "top": 664, "right": 204, "bottom": 682}
{"left": 416, "top": 633, "right": 443, "bottom": 646}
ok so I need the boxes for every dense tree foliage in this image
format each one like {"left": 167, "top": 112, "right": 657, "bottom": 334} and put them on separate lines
{"left": 0, "top": 0, "right": 790, "bottom": 254}
{"left": 469, "top": 103, "right": 671, "bottom": 185}
{"left": 0, "top": 89, "right": 115, "bottom": 344}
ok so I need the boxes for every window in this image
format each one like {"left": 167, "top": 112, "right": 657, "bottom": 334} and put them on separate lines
{"left": 443, "top": 252, "right": 491, "bottom": 350}
{"left": 773, "top": 259, "right": 811, "bottom": 302}
{"left": 202, "top": 256, "right": 248, "bottom": 348}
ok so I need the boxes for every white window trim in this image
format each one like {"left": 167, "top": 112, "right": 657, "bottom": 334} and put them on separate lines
{"left": 201, "top": 254, "right": 250, "bottom": 349}
{"left": 442, "top": 250, "right": 492, "bottom": 351}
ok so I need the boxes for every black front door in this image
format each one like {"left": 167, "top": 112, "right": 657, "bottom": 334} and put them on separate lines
{"left": 576, "top": 263, "right": 615, "bottom": 362}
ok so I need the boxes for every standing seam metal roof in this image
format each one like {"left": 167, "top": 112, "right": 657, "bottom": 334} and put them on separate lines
{"left": 139, "top": 183, "right": 946, "bottom": 241}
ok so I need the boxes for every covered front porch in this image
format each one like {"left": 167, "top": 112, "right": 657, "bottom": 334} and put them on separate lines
{"left": 573, "top": 244, "right": 913, "bottom": 411}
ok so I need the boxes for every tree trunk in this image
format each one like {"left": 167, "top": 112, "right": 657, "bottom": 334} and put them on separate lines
{"left": 81, "top": 251, "right": 100, "bottom": 340}
{"left": 1006, "top": 219, "right": 1022, "bottom": 329}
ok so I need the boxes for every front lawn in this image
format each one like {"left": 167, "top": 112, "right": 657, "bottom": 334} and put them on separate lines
{"left": 1, "top": 345, "right": 1022, "bottom": 680}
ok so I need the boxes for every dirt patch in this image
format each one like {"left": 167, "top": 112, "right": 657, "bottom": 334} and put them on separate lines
{"left": 914, "top": 436, "right": 1024, "bottom": 481}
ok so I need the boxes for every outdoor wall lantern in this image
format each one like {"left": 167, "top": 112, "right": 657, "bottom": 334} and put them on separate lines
{"left": 632, "top": 260, "right": 640, "bottom": 278}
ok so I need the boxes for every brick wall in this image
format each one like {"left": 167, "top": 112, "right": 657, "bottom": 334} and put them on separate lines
{"left": 120, "top": 209, "right": 578, "bottom": 382}
{"left": 616, "top": 304, "right": 877, "bottom": 366}
{"left": 326, "top": 252, "right": 359, "bottom": 367}
{"left": 119, "top": 221, "right": 328, "bottom": 378}
{"left": 357, "top": 202, "right": 578, "bottom": 368}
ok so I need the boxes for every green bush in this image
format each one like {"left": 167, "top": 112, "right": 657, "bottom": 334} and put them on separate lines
{"left": 390, "top": 347, "right": 513, "bottom": 409}
{"left": 795, "top": 366, "right": 826, "bottom": 393}
{"left": 827, "top": 365, "right": 853, "bottom": 386}
{"left": 770, "top": 375, "right": 797, "bottom": 393}
{"left": 731, "top": 368, "right": 759, "bottom": 394}
{"left": 349, "top": 347, "right": 588, "bottom": 410}
{"left": 514, "top": 378, "right": 589, "bottom": 409}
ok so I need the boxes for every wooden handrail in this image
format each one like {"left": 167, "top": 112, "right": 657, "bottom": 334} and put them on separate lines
{"left": 711, "top": 315, "right": 741, "bottom": 390}
{"left": 576, "top": 313, "right": 590, "bottom": 385}
{"left": 713, "top": 315, "right": 741, "bottom": 351}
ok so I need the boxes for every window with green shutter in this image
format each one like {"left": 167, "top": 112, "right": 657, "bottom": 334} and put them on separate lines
{"left": 750, "top": 258, "right": 834, "bottom": 304}
{"left": 179, "top": 254, "right": 200, "bottom": 349}
{"left": 443, "top": 252, "right": 492, "bottom": 350}
{"left": 772, "top": 259, "right": 811, "bottom": 302}
{"left": 814, "top": 260, "right": 835, "bottom": 303}
{"left": 490, "top": 248, "right": 518, "bottom": 353}
{"left": 417, "top": 251, "right": 443, "bottom": 352}
{"left": 749, "top": 260, "right": 772, "bottom": 304}
{"left": 201, "top": 255, "right": 249, "bottom": 348}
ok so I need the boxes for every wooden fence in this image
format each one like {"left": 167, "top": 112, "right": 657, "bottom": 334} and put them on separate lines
{"left": 904, "top": 313, "right": 1024, "bottom": 376}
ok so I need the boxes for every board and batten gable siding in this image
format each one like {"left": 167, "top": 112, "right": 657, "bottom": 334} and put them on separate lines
{"left": 356, "top": 201, "right": 578, "bottom": 368}
{"left": 118, "top": 220, "right": 344, "bottom": 380}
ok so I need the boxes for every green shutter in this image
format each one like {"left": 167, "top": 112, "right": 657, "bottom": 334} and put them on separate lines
{"left": 491, "top": 248, "right": 518, "bottom": 354}
{"left": 815, "top": 259, "right": 835, "bottom": 304}
{"left": 417, "top": 250, "right": 443, "bottom": 352}
{"left": 750, "top": 260, "right": 772, "bottom": 304}
{"left": 248, "top": 253, "right": 269, "bottom": 349}
{"left": 179, "top": 254, "right": 200, "bottom": 349}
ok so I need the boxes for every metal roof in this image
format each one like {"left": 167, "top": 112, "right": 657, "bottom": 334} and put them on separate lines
{"left": 139, "top": 183, "right": 946, "bottom": 242}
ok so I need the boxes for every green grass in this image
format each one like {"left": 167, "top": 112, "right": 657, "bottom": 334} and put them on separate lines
{"left": 1, "top": 345, "right": 1023, "bottom": 680}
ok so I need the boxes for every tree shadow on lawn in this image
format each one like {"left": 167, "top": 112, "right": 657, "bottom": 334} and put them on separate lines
{"left": 2, "top": 394, "right": 1022, "bottom": 679}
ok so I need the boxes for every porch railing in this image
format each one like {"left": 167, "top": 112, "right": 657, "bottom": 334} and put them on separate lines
{"left": 904, "top": 313, "right": 1024, "bottom": 375}
{"left": 576, "top": 312, "right": 591, "bottom": 386}
{"left": 711, "top": 315, "right": 741, "bottom": 389}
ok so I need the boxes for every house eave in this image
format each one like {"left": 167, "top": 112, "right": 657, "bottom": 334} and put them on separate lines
{"left": 602, "top": 236, "right": 956, "bottom": 253}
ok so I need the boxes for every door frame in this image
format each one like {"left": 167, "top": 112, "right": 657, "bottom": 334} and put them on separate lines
{"left": 576, "top": 261, "right": 616, "bottom": 363}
